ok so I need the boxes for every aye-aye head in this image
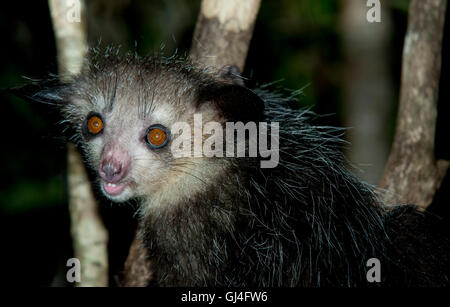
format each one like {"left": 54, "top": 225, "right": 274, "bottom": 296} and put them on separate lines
{"left": 12, "top": 51, "right": 265, "bottom": 206}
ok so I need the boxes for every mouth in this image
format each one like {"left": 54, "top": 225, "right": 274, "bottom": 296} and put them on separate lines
{"left": 102, "top": 181, "right": 127, "bottom": 196}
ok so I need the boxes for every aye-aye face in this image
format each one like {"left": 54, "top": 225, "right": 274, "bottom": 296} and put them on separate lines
{"left": 13, "top": 55, "right": 265, "bottom": 205}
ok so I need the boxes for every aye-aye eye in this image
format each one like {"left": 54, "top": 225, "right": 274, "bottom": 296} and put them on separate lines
{"left": 145, "top": 124, "right": 169, "bottom": 149}
{"left": 84, "top": 112, "right": 104, "bottom": 136}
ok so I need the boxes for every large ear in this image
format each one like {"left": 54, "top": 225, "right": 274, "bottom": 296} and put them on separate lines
{"left": 7, "top": 79, "right": 67, "bottom": 106}
{"left": 197, "top": 83, "right": 265, "bottom": 122}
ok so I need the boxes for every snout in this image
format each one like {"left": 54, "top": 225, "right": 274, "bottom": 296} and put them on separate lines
{"left": 98, "top": 145, "right": 132, "bottom": 198}
{"left": 99, "top": 160, "right": 128, "bottom": 183}
{"left": 98, "top": 145, "right": 131, "bottom": 183}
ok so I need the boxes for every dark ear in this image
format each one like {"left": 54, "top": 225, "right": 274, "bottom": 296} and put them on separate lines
{"left": 198, "top": 83, "right": 265, "bottom": 122}
{"left": 8, "top": 79, "right": 67, "bottom": 106}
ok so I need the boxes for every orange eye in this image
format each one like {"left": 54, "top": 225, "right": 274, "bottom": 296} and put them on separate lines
{"left": 86, "top": 114, "right": 103, "bottom": 135}
{"left": 145, "top": 125, "right": 169, "bottom": 149}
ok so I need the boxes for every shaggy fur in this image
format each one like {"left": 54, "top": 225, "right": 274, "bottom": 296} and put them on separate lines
{"left": 12, "top": 48, "right": 450, "bottom": 286}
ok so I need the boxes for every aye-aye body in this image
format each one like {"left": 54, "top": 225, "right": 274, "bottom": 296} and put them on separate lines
{"left": 13, "top": 49, "right": 450, "bottom": 287}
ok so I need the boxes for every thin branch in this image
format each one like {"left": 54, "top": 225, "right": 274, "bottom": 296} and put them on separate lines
{"left": 379, "top": 0, "right": 449, "bottom": 209}
{"left": 123, "top": 226, "right": 153, "bottom": 287}
{"left": 48, "top": 0, "right": 109, "bottom": 286}
{"left": 190, "top": 0, "right": 261, "bottom": 71}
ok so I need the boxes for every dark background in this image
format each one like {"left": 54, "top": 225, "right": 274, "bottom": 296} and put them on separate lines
{"left": 0, "top": 0, "right": 448, "bottom": 286}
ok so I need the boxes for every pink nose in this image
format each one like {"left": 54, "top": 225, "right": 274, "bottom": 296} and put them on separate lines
{"left": 99, "top": 160, "right": 126, "bottom": 183}
{"left": 99, "top": 146, "right": 130, "bottom": 183}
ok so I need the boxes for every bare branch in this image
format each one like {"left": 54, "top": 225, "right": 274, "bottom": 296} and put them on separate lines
{"left": 48, "top": 0, "right": 109, "bottom": 286}
{"left": 122, "top": 226, "right": 152, "bottom": 287}
{"left": 190, "top": 0, "right": 261, "bottom": 71}
{"left": 48, "top": 0, "right": 87, "bottom": 77}
{"left": 379, "top": 0, "right": 449, "bottom": 209}
{"left": 67, "top": 143, "right": 108, "bottom": 286}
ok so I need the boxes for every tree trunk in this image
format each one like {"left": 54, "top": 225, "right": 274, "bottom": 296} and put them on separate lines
{"left": 190, "top": 0, "right": 261, "bottom": 72}
{"left": 48, "top": 0, "right": 109, "bottom": 287}
{"left": 379, "top": 0, "right": 449, "bottom": 209}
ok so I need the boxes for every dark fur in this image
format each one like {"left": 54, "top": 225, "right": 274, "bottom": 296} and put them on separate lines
{"left": 12, "top": 49, "right": 450, "bottom": 287}
{"left": 142, "top": 89, "right": 450, "bottom": 287}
